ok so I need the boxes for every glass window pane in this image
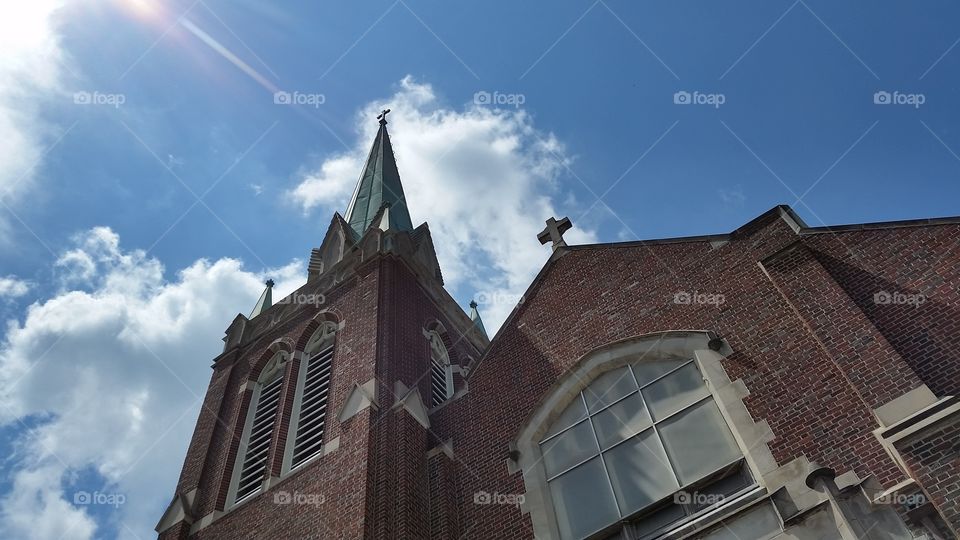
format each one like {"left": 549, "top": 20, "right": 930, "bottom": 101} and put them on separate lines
{"left": 603, "top": 429, "right": 680, "bottom": 515}
{"left": 658, "top": 400, "right": 741, "bottom": 486}
{"left": 642, "top": 363, "right": 710, "bottom": 421}
{"left": 584, "top": 367, "right": 638, "bottom": 412}
{"left": 698, "top": 502, "right": 782, "bottom": 540}
{"left": 543, "top": 396, "right": 587, "bottom": 439}
{"left": 592, "top": 393, "right": 652, "bottom": 450}
{"left": 629, "top": 503, "right": 685, "bottom": 538}
{"left": 549, "top": 458, "right": 620, "bottom": 540}
{"left": 687, "top": 465, "right": 752, "bottom": 513}
{"left": 632, "top": 358, "right": 687, "bottom": 387}
{"left": 541, "top": 419, "right": 599, "bottom": 478}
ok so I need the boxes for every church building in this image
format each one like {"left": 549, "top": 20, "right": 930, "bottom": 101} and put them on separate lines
{"left": 157, "top": 112, "right": 960, "bottom": 539}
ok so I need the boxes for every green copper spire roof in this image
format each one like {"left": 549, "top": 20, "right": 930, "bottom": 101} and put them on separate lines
{"left": 344, "top": 110, "right": 414, "bottom": 237}
{"left": 249, "top": 279, "right": 274, "bottom": 318}
{"left": 469, "top": 300, "right": 488, "bottom": 338}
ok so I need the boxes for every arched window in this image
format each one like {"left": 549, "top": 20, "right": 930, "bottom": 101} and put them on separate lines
{"left": 426, "top": 330, "right": 453, "bottom": 406}
{"left": 229, "top": 351, "right": 288, "bottom": 505}
{"left": 284, "top": 322, "right": 337, "bottom": 471}
{"left": 517, "top": 333, "right": 759, "bottom": 540}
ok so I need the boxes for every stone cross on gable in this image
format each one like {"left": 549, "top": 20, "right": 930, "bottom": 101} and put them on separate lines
{"left": 537, "top": 216, "right": 573, "bottom": 251}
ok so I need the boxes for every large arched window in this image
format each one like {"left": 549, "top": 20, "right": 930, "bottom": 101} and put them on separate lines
{"left": 283, "top": 321, "right": 337, "bottom": 471}
{"left": 229, "top": 350, "right": 288, "bottom": 505}
{"left": 426, "top": 330, "right": 453, "bottom": 406}
{"left": 516, "top": 333, "right": 761, "bottom": 540}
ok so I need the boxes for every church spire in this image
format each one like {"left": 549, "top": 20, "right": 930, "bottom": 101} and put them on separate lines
{"left": 469, "top": 300, "right": 488, "bottom": 338}
{"left": 344, "top": 109, "right": 414, "bottom": 238}
{"left": 249, "top": 279, "right": 274, "bottom": 318}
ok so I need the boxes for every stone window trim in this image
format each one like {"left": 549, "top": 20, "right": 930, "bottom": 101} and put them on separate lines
{"left": 509, "top": 330, "right": 778, "bottom": 540}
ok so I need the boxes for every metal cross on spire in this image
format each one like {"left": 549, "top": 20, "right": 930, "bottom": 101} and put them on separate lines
{"left": 537, "top": 216, "right": 573, "bottom": 251}
{"left": 377, "top": 108, "right": 391, "bottom": 125}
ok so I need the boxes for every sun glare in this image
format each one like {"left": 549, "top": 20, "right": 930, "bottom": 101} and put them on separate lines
{"left": 116, "top": 0, "right": 161, "bottom": 20}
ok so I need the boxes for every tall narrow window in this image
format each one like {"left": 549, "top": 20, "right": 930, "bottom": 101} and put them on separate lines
{"left": 426, "top": 330, "right": 453, "bottom": 406}
{"left": 288, "top": 322, "right": 336, "bottom": 470}
{"left": 231, "top": 352, "right": 286, "bottom": 505}
{"left": 539, "top": 358, "right": 750, "bottom": 540}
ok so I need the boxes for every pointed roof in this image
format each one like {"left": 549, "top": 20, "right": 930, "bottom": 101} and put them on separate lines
{"left": 469, "top": 300, "right": 488, "bottom": 338}
{"left": 344, "top": 113, "right": 414, "bottom": 237}
{"left": 249, "top": 279, "right": 274, "bottom": 318}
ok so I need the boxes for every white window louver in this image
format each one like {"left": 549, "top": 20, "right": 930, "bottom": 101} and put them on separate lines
{"left": 291, "top": 343, "right": 334, "bottom": 468}
{"left": 431, "top": 356, "right": 451, "bottom": 406}
{"left": 235, "top": 374, "right": 283, "bottom": 502}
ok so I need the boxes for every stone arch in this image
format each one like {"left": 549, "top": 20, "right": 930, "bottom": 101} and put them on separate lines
{"left": 423, "top": 319, "right": 458, "bottom": 366}
{"left": 247, "top": 338, "right": 295, "bottom": 382}
{"left": 294, "top": 311, "right": 342, "bottom": 352}
{"left": 510, "top": 330, "right": 776, "bottom": 540}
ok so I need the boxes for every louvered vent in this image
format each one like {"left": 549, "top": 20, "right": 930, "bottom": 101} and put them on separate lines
{"left": 291, "top": 344, "right": 334, "bottom": 468}
{"left": 431, "top": 357, "right": 450, "bottom": 406}
{"left": 236, "top": 375, "right": 282, "bottom": 502}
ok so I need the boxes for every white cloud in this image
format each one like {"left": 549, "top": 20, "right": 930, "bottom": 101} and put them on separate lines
{"left": 288, "top": 76, "right": 597, "bottom": 329}
{"left": 0, "top": 227, "right": 304, "bottom": 540}
{"left": 0, "top": 1, "right": 70, "bottom": 227}
{"left": 718, "top": 185, "right": 746, "bottom": 208}
{"left": 0, "top": 276, "right": 30, "bottom": 298}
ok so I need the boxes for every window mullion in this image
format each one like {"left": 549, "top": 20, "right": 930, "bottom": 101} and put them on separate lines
{"left": 636, "top": 381, "right": 684, "bottom": 491}
{"left": 585, "top": 391, "right": 625, "bottom": 519}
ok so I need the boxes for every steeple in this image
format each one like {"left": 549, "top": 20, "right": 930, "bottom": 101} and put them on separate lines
{"left": 249, "top": 279, "right": 274, "bottom": 318}
{"left": 469, "top": 300, "right": 488, "bottom": 338}
{"left": 344, "top": 109, "right": 414, "bottom": 238}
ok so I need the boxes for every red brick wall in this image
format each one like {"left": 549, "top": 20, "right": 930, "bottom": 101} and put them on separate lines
{"left": 441, "top": 213, "right": 935, "bottom": 538}
{"left": 807, "top": 225, "right": 960, "bottom": 397}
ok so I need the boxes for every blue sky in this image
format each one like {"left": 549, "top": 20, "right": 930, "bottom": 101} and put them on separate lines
{"left": 1, "top": 1, "right": 959, "bottom": 538}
